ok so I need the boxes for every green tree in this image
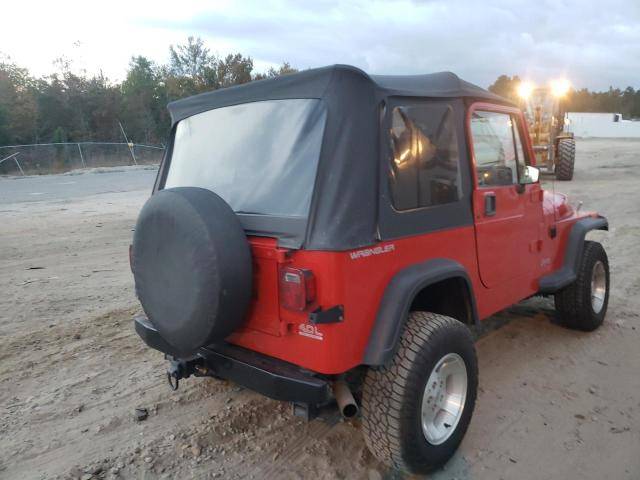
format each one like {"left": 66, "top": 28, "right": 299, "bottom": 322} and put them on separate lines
{"left": 34, "top": 58, "right": 122, "bottom": 143}
{"left": 167, "top": 37, "right": 217, "bottom": 95}
{"left": 633, "top": 90, "right": 640, "bottom": 118}
{"left": 169, "top": 36, "right": 215, "bottom": 79}
{"left": 0, "top": 40, "right": 306, "bottom": 149}
{"left": 52, "top": 125, "right": 67, "bottom": 170}
{"left": 215, "top": 53, "right": 254, "bottom": 88}
{"left": 255, "top": 62, "right": 298, "bottom": 80}
{"left": 0, "top": 103, "right": 10, "bottom": 145}
{"left": 36, "top": 75, "right": 72, "bottom": 141}
{"left": 84, "top": 74, "right": 121, "bottom": 141}
{"left": 0, "top": 57, "right": 38, "bottom": 144}
{"left": 121, "top": 56, "right": 165, "bottom": 143}
{"left": 488, "top": 74, "right": 521, "bottom": 102}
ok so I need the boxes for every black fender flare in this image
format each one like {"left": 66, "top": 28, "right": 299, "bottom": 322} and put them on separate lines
{"left": 362, "top": 258, "right": 479, "bottom": 366}
{"left": 538, "top": 215, "right": 608, "bottom": 294}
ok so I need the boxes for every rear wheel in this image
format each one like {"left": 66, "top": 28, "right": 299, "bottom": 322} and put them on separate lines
{"left": 555, "top": 241, "right": 609, "bottom": 331}
{"left": 555, "top": 138, "right": 576, "bottom": 181}
{"left": 361, "top": 312, "right": 478, "bottom": 474}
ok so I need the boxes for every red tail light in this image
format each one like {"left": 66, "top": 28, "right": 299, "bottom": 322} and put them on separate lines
{"left": 279, "top": 266, "right": 316, "bottom": 311}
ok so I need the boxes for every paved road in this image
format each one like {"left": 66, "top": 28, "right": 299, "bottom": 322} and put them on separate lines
{"left": 0, "top": 167, "right": 158, "bottom": 205}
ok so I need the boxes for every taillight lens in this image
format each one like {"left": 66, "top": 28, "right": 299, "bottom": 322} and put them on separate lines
{"left": 279, "top": 267, "right": 316, "bottom": 311}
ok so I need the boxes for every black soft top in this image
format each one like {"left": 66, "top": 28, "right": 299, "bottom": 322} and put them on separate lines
{"left": 163, "top": 65, "right": 511, "bottom": 250}
{"left": 168, "top": 65, "right": 510, "bottom": 126}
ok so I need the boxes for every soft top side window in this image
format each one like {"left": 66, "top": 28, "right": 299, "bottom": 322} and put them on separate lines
{"left": 388, "top": 103, "right": 462, "bottom": 211}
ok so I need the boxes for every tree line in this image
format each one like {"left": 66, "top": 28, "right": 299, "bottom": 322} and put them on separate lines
{"left": 0, "top": 37, "right": 296, "bottom": 147}
{"left": 489, "top": 75, "right": 640, "bottom": 118}
{"left": 2, "top": 40, "right": 639, "bottom": 148}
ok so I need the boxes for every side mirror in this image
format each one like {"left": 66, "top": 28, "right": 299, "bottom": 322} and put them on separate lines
{"left": 522, "top": 165, "right": 540, "bottom": 184}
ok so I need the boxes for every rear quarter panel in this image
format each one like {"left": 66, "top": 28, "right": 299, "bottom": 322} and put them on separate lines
{"left": 230, "top": 227, "right": 497, "bottom": 374}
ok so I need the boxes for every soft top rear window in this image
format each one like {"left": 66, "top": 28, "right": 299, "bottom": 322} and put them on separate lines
{"left": 164, "top": 99, "right": 327, "bottom": 217}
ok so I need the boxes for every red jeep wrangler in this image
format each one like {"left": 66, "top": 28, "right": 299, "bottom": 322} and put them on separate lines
{"left": 131, "top": 65, "right": 609, "bottom": 474}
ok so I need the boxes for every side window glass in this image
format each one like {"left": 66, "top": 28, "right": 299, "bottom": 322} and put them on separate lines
{"left": 470, "top": 111, "right": 518, "bottom": 187}
{"left": 388, "top": 103, "right": 461, "bottom": 211}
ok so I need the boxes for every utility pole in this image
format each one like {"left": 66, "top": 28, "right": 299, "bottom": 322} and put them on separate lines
{"left": 118, "top": 121, "right": 138, "bottom": 165}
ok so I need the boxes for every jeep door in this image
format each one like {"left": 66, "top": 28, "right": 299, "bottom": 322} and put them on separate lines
{"left": 468, "top": 103, "right": 543, "bottom": 290}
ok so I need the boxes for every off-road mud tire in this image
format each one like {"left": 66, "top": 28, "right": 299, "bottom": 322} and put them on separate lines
{"left": 361, "top": 312, "right": 478, "bottom": 474}
{"left": 556, "top": 138, "right": 576, "bottom": 181}
{"left": 555, "top": 241, "right": 609, "bottom": 331}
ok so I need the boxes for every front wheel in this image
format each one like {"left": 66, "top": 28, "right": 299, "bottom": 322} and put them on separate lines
{"left": 555, "top": 138, "right": 576, "bottom": 181}
{"left": 361, "top": 312, "right": 478, "bottom": 474}
{"left": 555, "top": 240, "right": 609, "bottom": 331}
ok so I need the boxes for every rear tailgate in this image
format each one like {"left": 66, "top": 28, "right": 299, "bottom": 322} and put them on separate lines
{"left": 243, "top": 237, "right": 287, "bottom": 336}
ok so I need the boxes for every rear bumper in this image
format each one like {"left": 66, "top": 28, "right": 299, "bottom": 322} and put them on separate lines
{"left": 134, "top": 315, "right": 331, "bottom": 404}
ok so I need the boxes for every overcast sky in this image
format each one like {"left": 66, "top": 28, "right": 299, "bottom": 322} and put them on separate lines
{"left": 1, "top": 0, "right": 638, "bottom": 90}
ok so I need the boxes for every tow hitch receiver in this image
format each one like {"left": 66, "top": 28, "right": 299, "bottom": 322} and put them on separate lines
{"left": 167, "top": 370, "right": 179, "bottom": 391}
{"left": 165, "top": 357, "right": 204, "bottom": 391}
{"left": 166, "top": 359, "right": 185, "bottom": 391}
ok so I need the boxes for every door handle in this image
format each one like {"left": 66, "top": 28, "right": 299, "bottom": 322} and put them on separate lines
{"left": 484, "top": 192, "right": 496, "bottom": 216}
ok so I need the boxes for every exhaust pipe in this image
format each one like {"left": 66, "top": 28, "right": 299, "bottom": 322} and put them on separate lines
{"left": 333, "top": 380, "right": 359, "bottom": 418}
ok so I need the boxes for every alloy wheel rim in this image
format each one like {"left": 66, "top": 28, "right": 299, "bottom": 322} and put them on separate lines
{"left": 591, "top": 260, "right": 606, "bottom": 314}
{"left": 421, "top": 353, "right": 468, "bottom": 445}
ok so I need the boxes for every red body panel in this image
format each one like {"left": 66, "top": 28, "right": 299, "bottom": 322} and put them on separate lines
{"left": 468, "top": 103, "right": 544, "bottom": 290}
{"left": 231, "top": 229, "right": 481, "bottom": 375}
{"left": 227, "top": 102, "right": 595, "bottom": 375}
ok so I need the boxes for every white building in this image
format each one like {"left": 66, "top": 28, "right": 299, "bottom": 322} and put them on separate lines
{"left": 566, "top": 112, "right": 640, "bottom": 138}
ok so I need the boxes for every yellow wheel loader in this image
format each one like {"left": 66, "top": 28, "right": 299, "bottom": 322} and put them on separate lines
{"left": 518, "top": 80, "right": 575, "bottom": 180}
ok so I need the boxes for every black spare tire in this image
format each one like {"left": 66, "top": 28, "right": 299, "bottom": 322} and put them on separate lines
{"left": 132, "top": 187, "right": 252, "bottom": 357}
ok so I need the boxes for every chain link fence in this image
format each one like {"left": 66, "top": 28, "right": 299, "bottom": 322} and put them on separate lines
{"left": 0, "top": 142, "right": 165, "bottom": 176}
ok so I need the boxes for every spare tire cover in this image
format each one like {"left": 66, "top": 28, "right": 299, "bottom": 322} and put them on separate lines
{"left": 132, "top": 187, "right": 252, "bottom": 357}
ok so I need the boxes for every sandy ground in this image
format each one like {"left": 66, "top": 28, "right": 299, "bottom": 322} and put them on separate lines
{"left": 1, "top": 138, "right": 639, "bottom": 480}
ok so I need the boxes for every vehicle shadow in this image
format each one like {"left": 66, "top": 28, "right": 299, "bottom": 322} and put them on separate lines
{"left": 472, "top": 296, "right": 560, "bottom": 340}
